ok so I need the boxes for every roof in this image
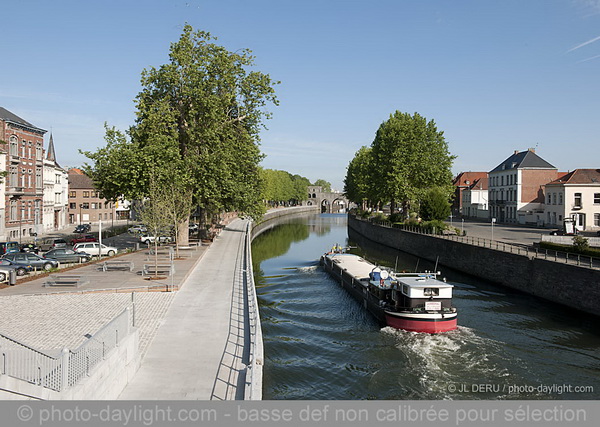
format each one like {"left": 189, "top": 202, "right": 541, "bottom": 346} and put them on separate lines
{"left": 0, "top": 106, "right": 46, "bottom": 133}
{"left": 68, "top": 170, "right": 94, "bottom": 189}
{"left": 452, "top": 171, "right": 487, "bottom": 187}
{"left": 490, "top": 149, "right": 555, "bottom": 173}
{"left": 468, "top": 177, "right": 488, "bottom": 191}
{"left": 546, "top": 169, "right": 600, "bottom": 186}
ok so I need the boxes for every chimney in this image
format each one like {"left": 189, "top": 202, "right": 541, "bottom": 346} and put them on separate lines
{"left": 528, "top": 147, "right": 535, "bottom": 153}
{"left": 514, "top": 150, "right": 519, "bottom": 155}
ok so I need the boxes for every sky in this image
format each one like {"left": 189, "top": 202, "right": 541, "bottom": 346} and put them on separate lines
{"left": 1, "top": 0, "right": 599, "bottom": 191}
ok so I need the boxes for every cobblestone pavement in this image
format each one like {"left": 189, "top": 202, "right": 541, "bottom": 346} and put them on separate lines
{"left": 0, "top": 292, "right": 176, "bottom": 358}
{"left": 0, "top": 243, "right": 208, "bottom": 360}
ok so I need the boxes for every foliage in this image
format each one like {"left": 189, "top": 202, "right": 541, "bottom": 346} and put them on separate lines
{"left": 345, "top": 111, "right": 455, "bottom": 215}
{"left": 344, "top": 146, "right": 375, "bottom": 208}
{"left": 82, "top": 24, "right": 278, "bottom": 230}
{"left": 572, "top": 235, "right": 590, "bottom": 253}
{"left": 261, "top": 169, "right": 311, "bottom": 205}
{"left": 313, "top": 179, "right": 332, "bottom": 192}
{"left": 420, "top": 187, "right": 452, "bottom": 221}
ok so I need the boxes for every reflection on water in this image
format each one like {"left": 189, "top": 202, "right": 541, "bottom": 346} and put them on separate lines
{"left": 252, "top": 214, "right": 600, "bottom": 400}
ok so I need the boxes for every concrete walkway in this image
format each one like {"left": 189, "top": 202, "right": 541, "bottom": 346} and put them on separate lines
{"left": 118, "top": 218, "right": 250, "bottom": 400}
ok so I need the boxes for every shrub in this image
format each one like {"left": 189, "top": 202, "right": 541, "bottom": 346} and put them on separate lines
{"left": 572, "top": 235, "right": 590, "bottom": 253}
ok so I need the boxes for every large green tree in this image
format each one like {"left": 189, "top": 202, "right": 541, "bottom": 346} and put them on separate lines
{"left": 344, "top": 146, "right": 374, "bottom": 209}
{"left": 370, "top": 111, "right": 455, "bottom": 215}
{"left": 83, "top": 25, "right": 278, "bottom": 242}
{"left": 313, "top": 179, "right": 332, "bottom": 192}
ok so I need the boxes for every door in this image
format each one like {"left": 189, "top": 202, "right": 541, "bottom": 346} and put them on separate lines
{"left": 576, "top": 213, "right": 586, "bottom": 231}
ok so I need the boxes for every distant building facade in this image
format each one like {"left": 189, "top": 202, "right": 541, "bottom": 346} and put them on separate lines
{"left": 544, "top": 169, "right": 600, "bottom": 232}
{"left": 67, "top": 169, "right": 116, "bottom": 225}
{"left": 461, "top": 177, "right": 489, "bottom": 219}
{"left": 452, "top": 172, "right": 487, "bottom": 215}
{"left": 42, "top": 134, "right": 68, "bottom": 232}
{"left": 489, "top": 149, "right": 559, "bottom": 225}
{"left": 0, "top": 107, "right": 46, "bottom": 242}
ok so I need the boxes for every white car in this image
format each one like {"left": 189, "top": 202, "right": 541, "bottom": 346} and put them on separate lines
{"left": 140, "top": 235, "right": 172, "bottom": 245}
{"left": 73, "top": 242, "right": 118, "bottom": 256}
{"left": 128, "top": 224, "right": 147, "bottom": 234}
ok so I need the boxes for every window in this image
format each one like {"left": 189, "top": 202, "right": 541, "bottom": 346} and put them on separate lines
{"left": 69, "top": 203, "right": 76, "bottom": 209}
{"left": 574, "top": 193, "right": 582, "bottom": 207}
{"left": 424, "top": 288, "right": 440, "bottom": 296}
{"left": 69, "top": 191, "right": 76, "bottom": 198}
{"left": 81, "top": 203, "right": 89, "bottom": 209}
{"left": 594, "top": 193, "right": 600, "bottom": 204}
{"left": 547, "top": 193, "right": 551, "bottom": 205}
{"left": 559, "top": 193, "right": 563, "bottom": 205}
{"left": 595, "top": 213, "right": 600, "bottom": 227}
{"left": 83, "top": 191, "right": 90, "bottom": 198}
{"left": 9, "top": 136, "right": 18, "bottom": 156}
{"left": 552, "top": 193, "right": 556, "bottom": 205}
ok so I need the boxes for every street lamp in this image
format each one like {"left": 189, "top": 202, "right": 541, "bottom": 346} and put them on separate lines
{"left": 79, "top": 204, "right": 83, "bottom": 226}
{"left": 491, "top": 217, "right": 496, "bottom": 242}
{"left": 19, "top": 206, "right": 24, "bottom": 246}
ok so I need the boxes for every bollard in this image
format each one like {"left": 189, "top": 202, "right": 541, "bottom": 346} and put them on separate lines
{"left": 8, "top": 270, "right": 16, "bottom": 286}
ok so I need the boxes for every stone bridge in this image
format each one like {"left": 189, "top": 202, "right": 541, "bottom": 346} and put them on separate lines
{"left": 303, "top": 186, "right": 350, "bottom": 213}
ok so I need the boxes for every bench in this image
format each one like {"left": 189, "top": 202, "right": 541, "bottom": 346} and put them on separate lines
{"left": 44, "top": 274, "right": 89, "bottom": 288}
{"left": 102, "top": 260, "right": 134, "bottom": 272}
{"left": 142, "top": 264, "right": 175, "bottom": 277}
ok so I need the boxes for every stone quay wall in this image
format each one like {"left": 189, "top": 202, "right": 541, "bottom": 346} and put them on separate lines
{"left": 349, "top": 215, "right": 600, "bottom": 316}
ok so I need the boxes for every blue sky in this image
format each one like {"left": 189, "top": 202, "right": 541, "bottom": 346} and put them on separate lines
{"left": 2, "top": 0, "right": 599, "bottom": 190}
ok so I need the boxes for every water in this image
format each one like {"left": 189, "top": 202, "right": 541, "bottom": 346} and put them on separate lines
{"left": 252, "top": 213, "right": 600, "bottom": 400}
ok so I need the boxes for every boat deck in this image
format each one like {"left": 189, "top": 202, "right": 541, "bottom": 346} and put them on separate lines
{"left": 326, "top": 253, "right": 374, "bottom": 281}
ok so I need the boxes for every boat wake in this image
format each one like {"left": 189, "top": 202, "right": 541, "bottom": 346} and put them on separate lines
{"left": 377, "top": 326, "right": 534, "bottom": 399}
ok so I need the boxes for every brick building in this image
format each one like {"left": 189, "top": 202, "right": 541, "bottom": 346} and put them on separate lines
{"left": 489, "top": 148, "right": 559, "bottom": 225}
{"left": 0, "top": 107, "right": 46, "bottom": 242}
{"left": 67, "top": 169, "right": 115, "bottom": 225}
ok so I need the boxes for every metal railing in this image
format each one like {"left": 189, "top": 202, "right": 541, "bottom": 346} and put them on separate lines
{"left": 363, "top": 217, "right": 600, "bottom": 270}
{"left": 243, "top": 221, "right": 264, "bottom": 400}
{"left": 0, "top": 307, "right": 132, "bottom": 392}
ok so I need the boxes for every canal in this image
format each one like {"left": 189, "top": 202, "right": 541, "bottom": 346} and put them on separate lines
{"left": 251, "top": 213, "right": 600, "bottom": 400}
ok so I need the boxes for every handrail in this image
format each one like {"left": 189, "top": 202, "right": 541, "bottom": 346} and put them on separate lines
{"left": 243, "top": 221, "right": 264, "bottom": 400}
{"left": 0, "top": 306, "right": 132, "bottom": 392}
{"left": 356, "top": 215, "right": 600, "bottom": 270}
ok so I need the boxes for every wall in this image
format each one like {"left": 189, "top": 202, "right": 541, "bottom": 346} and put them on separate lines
{"left": 252, "top": 206, "right": 320, "bottom": 238}
{"left": 349, "top": 216, "right": 600, "bottom": 317}
{"left": 0, "top": 328, "right": 140, "bottom": 400}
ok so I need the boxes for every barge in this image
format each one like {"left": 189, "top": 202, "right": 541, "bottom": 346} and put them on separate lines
{"left": 320, "top": 249, "right": 457, "bottom": 333}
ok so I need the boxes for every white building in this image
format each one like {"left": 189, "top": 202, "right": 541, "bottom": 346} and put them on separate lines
{"left": 544, "top": 169, "right": 600, "bottom": 232}
{"left": 42, "top": 134, "right": 68, "bottom": 232}
{"left": 462, "top": 177, "right": 489, "bottom": 219}
{"left": 0, "top": 150, "right": 5, "bottom": 241}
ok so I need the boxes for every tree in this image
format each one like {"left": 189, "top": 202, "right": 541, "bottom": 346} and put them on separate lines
{"left": 420, "top": 187, "right": 451, "bottom": 221}
{"left": 82, "top": 25, "right": 278, "bottom": 242}
{"left": 313, "top": 179, "right": 332, "bottom": 192}
{"left": 344, "top": 146, "right": 374, "bottom": 210}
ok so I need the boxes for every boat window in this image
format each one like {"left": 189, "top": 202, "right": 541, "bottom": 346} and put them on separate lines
{"left": 402, "top": 284, "right": 409, "bottom": 295}
{"left": 424, "top": 288, "right": 440, "bottom": 296}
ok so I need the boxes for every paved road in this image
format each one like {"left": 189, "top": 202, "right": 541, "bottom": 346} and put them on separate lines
{"left": 449, "top": 219, "right": 547, "bottom": 246}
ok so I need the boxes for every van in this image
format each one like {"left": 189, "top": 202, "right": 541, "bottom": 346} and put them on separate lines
{"left": 0, "top": 241, "right": 20, "bottom": 255}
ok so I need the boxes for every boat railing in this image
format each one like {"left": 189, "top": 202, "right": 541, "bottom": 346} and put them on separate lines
{"left": 360, "top": 216, "right": 600, "bottom": 270}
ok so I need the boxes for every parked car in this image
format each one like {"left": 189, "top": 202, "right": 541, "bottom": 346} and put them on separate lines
{"left": 70, "top": 234, "right": 97, "bottom": 246}
{"left": 0, "top": 241, "right": 20, "bottom": 255}
{"left": 0, "top": 259, "right": 31, "bottom": 276}
{"left": 73, "top": 242, "right": 118, "bottom": 256}
{"left": 43, "top": 249, "right": 92, "bottom": 264}
{"left": 0, "top": 265, "right": 14, "bottom": 282}
{"left": 20, "top": 243, "right": 40, "bottom": 253}
{"left": 140, "top": 235, "right": 172, "bottom": 245}
{"left": 74, "top": 224, "right": 91, "bottom": 233}
{"left": 2, "top": 252, "right": 59, "bottom": 271}
{"left": 128, "top": 224, "right": 147, "bottom": 234}
{"left": 39, "top": 238, "right": 68, "bottom": 252}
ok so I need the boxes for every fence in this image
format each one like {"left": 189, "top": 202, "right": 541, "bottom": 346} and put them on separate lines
{"left": 244, "top": 222, "right": 264, "bottom": 400}
{"left": 367, "top": 219, "right": 600, "bottom": 270}
{"left": 0, "top": 307, "right": 132, "bottom": 392}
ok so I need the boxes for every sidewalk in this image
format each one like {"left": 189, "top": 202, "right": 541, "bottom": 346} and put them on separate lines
{"left": 118, "top": 218, "right": 250, "bottom": 400}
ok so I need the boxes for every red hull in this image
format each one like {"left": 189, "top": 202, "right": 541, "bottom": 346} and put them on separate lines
{"left": 385, "top": 314, "right": 457, "bottom": 333}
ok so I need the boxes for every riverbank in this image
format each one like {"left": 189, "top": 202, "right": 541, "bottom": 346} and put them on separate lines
{"left": 349, "top": 215, "right": 600, "bottom": 317}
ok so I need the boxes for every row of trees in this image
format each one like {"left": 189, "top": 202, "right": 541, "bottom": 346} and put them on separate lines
{"left": 82, "top": 25, "right": 279, "bottom": 244}
{"left": 344, "top": 111, "right": 455, "bottom": 221}
{"left": 261, "top": 169, "right": 332, "bottom": 206}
